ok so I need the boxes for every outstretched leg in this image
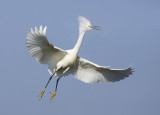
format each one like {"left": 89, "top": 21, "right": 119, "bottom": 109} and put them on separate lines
{"left": 38, "top": 72, "right": 55, "bottom": 99}
{"left": 50, "top": 67, "right": 70, "bottom": 102}
{"left": 50, "top": 76, "right": 62, "bottom": 102}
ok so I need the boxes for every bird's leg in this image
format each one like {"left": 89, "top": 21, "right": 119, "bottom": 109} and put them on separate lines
{"left": 50, "top": 67, "right": 70, "bottom": 102}
{"left": 38, "top": 72, "right": 55, "bottom": 99}
{"left": 50, "top": 76, "right": 62, "bottom": 102}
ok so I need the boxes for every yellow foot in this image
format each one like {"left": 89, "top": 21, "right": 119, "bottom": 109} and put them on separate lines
{"left": 38, "top": 88, "right": 46, "bottom": 99}
{"left": 50, "top": 92, "right": 56, "bottom": 102}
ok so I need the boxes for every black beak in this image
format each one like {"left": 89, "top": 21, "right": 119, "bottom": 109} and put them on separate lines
{"left": 92, "top": 26, "right": 101, "bottom": 30}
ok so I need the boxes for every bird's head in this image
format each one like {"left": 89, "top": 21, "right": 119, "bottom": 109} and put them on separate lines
{"left": 78, "top": 16, "right": 100, "bottom": 31}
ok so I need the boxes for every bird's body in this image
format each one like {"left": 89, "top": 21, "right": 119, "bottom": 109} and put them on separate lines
{"left": 26, "top": 16, "right": 133, "bottom": 102}
{"left": 55, "top": 49, "right": 77, "bottom": 75}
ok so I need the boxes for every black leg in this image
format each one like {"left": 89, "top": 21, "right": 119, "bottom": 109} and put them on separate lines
{"left": 38, "top": 72, "right": 55, "bottom": 99}
{"left": 44, "top": 73, "right": 55, "bottom": 89}
{"left": 55, "top": 76, "right": 62, "bottom": 92}
{"left": 50, "top": 76, "right": 62, "bottom": 102}
{"left": 50, "top": 67, "right": 70, "bottom": 102}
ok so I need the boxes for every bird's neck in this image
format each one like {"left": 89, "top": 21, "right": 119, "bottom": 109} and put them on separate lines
{"left": 73, "top": 29, "right": 86, "bottom": 54}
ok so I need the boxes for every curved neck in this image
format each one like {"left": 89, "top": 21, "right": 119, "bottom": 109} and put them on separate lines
{"left": 73, "top": 29, "right": 86, "bottom": 53}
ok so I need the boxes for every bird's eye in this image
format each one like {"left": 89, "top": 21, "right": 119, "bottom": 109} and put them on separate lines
{"left": 88, "top": 25, "right": 92, "bottom": 28}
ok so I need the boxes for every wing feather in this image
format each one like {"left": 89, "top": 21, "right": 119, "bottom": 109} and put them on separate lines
{"left": 72, "top": 57, "right": 133, "bottom": 83}
{"left": 26, "top": 26, "right": 66, "bottom": 74}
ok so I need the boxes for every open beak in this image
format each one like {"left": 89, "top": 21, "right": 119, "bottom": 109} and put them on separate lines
{"left": 92, "top": 26, "right": 101, "bottom": 30}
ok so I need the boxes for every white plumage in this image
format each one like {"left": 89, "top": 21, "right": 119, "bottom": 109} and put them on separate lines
{"left": 26, "top": 16, "right": 133, "bottom": 101}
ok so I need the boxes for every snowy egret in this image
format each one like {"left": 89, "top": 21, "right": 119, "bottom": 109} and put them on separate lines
{"left": 26, "top": 16, "right": 133, "bottom": 102}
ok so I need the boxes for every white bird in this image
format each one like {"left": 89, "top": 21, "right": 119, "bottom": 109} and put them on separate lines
{"left": 26, "top": 16, "right": 133, "bottom": 102}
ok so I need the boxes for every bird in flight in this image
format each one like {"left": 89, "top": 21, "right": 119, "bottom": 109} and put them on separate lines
{"left": 26, "top": 16, "right": 133, "bottom": 102}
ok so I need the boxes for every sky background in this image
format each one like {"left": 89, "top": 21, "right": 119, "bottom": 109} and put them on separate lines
{"left": 0, "top": 0, "right": 160, "bottom": 115}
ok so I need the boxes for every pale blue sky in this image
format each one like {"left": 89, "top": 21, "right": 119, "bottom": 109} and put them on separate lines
{"left": 0, "top": 0, "right": 160, "bottom": 115}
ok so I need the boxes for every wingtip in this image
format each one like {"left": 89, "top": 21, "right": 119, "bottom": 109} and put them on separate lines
{"left": 43, "top": 26, "right": 47, "bottom": 35}
{"left": 128, "top": 66, "right": 134, "bottom": 75}
{"left": 30, "top": 28, "right": 34, "bottom": 33}
{"left": 29, "top": 25, "right": 47, "bottom": 35}
{"left": 39, "top": 25, "right": 43, "bottom": 33}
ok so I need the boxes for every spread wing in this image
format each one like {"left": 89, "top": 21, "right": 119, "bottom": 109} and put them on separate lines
{"left": 71, "top": 57, "right": 133, "bottom": 83}
{"left": 26, "top": 26, "right": 67, "bottom": 74}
